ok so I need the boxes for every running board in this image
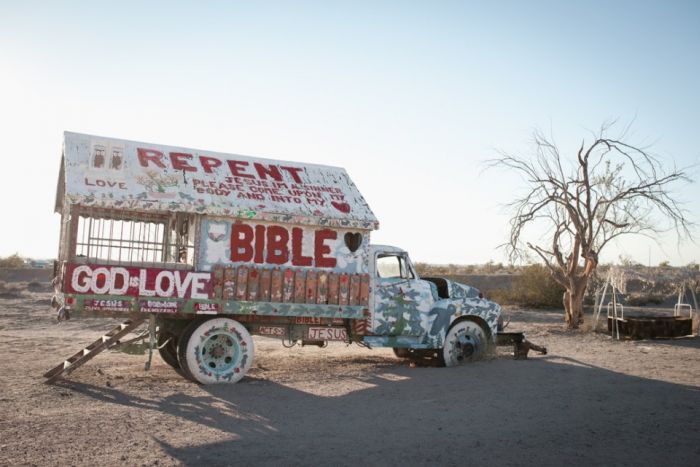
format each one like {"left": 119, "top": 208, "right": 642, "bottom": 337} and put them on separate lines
{"left": 43, "top": 318, "right": 147, "bottom": 384}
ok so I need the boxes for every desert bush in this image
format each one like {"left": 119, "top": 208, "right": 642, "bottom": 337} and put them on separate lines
{"left": 626, "top": 294, "right": 664, "bottom": 306}
{"left": 493, "top": 264, "right": 565, "bottom": 308}
{"left": 0, "top": 254, "right": 25, "bottom": 268}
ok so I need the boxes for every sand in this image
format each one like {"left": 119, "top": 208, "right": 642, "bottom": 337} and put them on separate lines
{"left": 0, "top": 291, "right": 699, "bottom": 466}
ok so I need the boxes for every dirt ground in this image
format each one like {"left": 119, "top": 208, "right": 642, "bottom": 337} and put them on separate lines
{"left": 1, "top": 289, "right": 699, "bottom": 466}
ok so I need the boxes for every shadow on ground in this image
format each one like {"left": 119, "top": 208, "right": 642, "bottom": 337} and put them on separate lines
{"left": 60, "top": 352, "right": 700, "bottom": 467}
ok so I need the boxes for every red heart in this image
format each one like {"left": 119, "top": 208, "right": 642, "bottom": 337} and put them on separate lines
{"left": 331, "top": 201, "right": 351, "bottom": 213}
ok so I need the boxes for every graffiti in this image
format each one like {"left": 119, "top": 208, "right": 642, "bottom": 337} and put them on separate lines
{"left": 66, "top": 264, "right": 212, "bottom": 299}
{"left": 139, "top": 299, "right": 180, "bottom": 313}
{"left": 230, "top": 223, "right": 337, "bottom": 267}
{"left": 84, "top": 298, "right": 131, "bottom": 313}
{"left": 199, "top": 218, "right": 370, "bottom": 274}
{"left": 61, "top": 132, "right": 379, "bottom": 230}
{"left": 194, "top": 302, "right": 220, "bottom": 314}
{"left": 308, "top": 327, "right": 347, "bottom": 341}
{"left": 258, "top": 326, "right": 286, "bottom": 336}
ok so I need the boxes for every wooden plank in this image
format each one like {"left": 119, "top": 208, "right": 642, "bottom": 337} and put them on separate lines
{"left": 349, "top": 274, "right": 360, "bottom": 306}
{"left": 247, "top": 267, "right": 260, "bottom": 301}
{"left": 235, "top": 266, "right": 248, "bottom": 301}
{"left": 212, "top": 265, "right": 224, "bottom": 299}
{"left": 223, "top": 266, "right": 236, "bottom": 300}
{"left": 282, "top": 269, "right": 295, "bottom": 303}
{"left": 316, "top": 272, "right": 328, "bottom": 304}
{"left": 306, "top": 269, "right": 317, "bottom": 303}
{"left": 259, "top": 268, "right": 272, "bottom": 302}
{"left": 359, "top": 274, "right": 370, "bottom": 305}
{"left": 338, "top": 273, "right": 350, "bottom": 305}
{"left": 327, "top": 272, "right": 339, "bottom": 305}
{"left": 294, "top": 270, "right": 306, "bottom": 303}
{"left": 271, "top": 268, "right": 283, "bottom": 302}
{"left": 44, "top": 318, "right": 146, "bottom": 383}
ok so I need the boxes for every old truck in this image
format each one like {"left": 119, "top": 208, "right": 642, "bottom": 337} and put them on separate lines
{"left": 48, "top": 132, "right": 513, "bottom": 385}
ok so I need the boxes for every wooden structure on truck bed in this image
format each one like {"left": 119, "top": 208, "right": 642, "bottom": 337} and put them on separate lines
{"left": 53, "top": 132, "right": 378, "bottom": 320}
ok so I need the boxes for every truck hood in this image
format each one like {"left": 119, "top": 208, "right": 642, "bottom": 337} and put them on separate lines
{"left": 448, "top": 281, "right": 482, "bottom": 300}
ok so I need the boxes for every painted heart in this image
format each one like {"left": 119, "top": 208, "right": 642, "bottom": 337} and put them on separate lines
{"left": 331, "top": 201, "right": 351, "bottom": 214}
{"left": 344, "top": 232, "right": 363, "bottom": 252}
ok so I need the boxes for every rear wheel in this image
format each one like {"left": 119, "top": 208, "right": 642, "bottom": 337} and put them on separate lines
{"left": 177, "top": 318, "right": 254, "bottom": 384}
{"left": 157, "top": 331, "right": 180, "bottom": 370}
{"left": 441, "top": 320, "right": 489, "bottom": 367}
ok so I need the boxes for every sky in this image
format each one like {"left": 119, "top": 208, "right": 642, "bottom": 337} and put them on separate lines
{"left": 1, "top": 0, "right": 698, "bottom": 266}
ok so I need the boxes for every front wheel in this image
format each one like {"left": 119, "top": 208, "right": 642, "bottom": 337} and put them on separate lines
{"left": 441, "top": 320, "right": 489, "bottom": 367}
{"left": 177, "top": 318, "right": 254, "bottom": 384}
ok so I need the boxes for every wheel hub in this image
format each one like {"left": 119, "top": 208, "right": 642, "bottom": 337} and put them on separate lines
{"left": 456, "top": 334, "right": 476, "bottom": 360}
{"left": 202, "top": 333, "right": 239, "bottom": 372}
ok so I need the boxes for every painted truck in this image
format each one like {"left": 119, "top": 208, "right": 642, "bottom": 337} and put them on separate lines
{"left": 51, "top": 132, "right": 502, "bottom": 384}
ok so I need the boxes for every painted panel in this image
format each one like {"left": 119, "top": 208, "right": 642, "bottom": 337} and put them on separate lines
{"left": 212, "top": 266, "right": 224, "bottom": 299}
{"left": 327, "top": 272, "right": 339, "bottom": 305}
{"left": 282, "top": 269, "right": 295, "bottom": 303}
{"left": 247, "top": 267, "right": 260, "bottom": 301}
{"left": 64, "top": 263, "right": 212, "bottom": 299}
{"left": 259, "top": 268, "right": 272, "bottom": 302}
{"left": 235, "top": 266, "right": 248, "bottom": 301}
{"left": 349, "top": 274, "right": 360, "bottom": 306}
{"left": 308, "top": 327, "right": 347, "bottom": 341}
{"left": 338, "top": 273, "right": 350, "bottom": 305}
{"left": 270, "top": 268, "right": 283, "bottom": 302}
{"left": 198, "top": 218, "right": 370, "bottom": 274}
{"left": 359, "top": 274, "right": 370, "bottom": 304}
{"left": 305, "top": 269, "right": 317, "bottom": 304}
{"left": 294, "top": 270, "right": 306, "bottom": 303}
{"left": 223, "top": 266, "right": 236, "bottom": 299}
{"left": 316, "top": 272, "right": 328, "bottom": 304}
{"left": 221, "top": 300, "right": 365, "bottom": 319}
{"left": 61, "top": 132, "right": 378, "bottom": 230}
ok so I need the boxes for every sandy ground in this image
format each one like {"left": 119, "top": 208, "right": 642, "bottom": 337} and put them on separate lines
{"left": 0, "top": 290, "right": 699, "bottom": 466}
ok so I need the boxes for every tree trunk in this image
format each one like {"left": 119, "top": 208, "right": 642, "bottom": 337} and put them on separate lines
{"left": 563, "top": 278, "right": 588, "bottom": 329}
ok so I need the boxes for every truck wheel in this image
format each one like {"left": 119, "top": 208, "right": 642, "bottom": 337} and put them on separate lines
{"left": 441, "top": 320, "right": 488, "bottom": 367}
{"left": 392, "top": 348, "right": 411, "bottom": 358}
{"left": 157, "top": 331, "right": 180, "bottom": 370}
{"left": 177, "top": 318, "right": 254, "bottom": 384}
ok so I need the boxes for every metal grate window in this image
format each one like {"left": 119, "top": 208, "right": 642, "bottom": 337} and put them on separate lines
{"left": 73, "top": 210, "right": 194, "bottom": 268}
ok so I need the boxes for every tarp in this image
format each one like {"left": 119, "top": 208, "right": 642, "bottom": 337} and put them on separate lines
{"left": 57, "top": 132, "right": 378, "bottom": 230}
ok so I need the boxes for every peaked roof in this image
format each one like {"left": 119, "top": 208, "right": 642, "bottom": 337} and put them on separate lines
{"left": 56, "top": 132, "right": 378, "bottom": 230}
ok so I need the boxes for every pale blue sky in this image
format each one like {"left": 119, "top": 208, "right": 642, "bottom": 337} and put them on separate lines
{"left": 1, "top": 1, "right": 698, "bottom": 265}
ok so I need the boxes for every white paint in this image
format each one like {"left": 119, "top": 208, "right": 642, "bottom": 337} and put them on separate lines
{"left": 59, "top": 132, "right": 379, "bottom": 228}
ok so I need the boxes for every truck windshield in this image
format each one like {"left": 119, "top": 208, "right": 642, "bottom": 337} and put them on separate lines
{"left": 376, "top": 254, "right": 413, "bottom": 279}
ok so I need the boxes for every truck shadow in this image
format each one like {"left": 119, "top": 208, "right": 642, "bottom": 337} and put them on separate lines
{"left": 58, "top": 351, "right": 700, "bottom": 466}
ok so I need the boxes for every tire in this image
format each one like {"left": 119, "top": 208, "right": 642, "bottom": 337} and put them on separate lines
{"left": 392, "top": 348, "right": 411, "bottom": 358}
{"left": 441, "top": 320, "right": 489, "bottom": 367}
{"left": 157, "top": 331, "right": 180, "bottom": 370}
{"left": 177, "top": 318, "right": 254, "bottom": 384}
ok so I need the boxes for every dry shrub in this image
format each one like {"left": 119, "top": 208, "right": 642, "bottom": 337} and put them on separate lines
{"left": 0, "top": 254, "right": 25, "bottom": 268}
{"left": 491, "top": 264, "right": 565, "bottom": 308}
{"left": 0, "top": 280, "right": 27, "bottom": 298}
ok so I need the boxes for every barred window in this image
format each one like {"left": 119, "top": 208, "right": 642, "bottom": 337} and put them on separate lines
{"left": 73, "top": 210, "right": 194, "bottom": 268}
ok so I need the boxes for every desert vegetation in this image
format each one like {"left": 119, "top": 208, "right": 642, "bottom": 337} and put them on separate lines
{"left": 0, "top": 254, "right": 25, "bottom": 268}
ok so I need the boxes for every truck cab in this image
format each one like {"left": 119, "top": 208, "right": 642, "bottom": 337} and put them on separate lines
{"left": 367, "top": 245, "right": 500, "bottom": 364}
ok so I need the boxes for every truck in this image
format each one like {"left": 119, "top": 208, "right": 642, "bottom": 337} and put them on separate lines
{"left": 49, "top": 132, "right": 515, "bottom": 385}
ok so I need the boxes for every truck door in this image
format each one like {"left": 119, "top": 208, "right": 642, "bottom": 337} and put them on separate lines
{"left": 371, "top": 252, "right": 435, "bottom": 336}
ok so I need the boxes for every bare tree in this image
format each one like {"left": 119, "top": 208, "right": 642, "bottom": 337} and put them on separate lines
{"left": 490, "top": 123, "right": 693, "bottom": 328}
